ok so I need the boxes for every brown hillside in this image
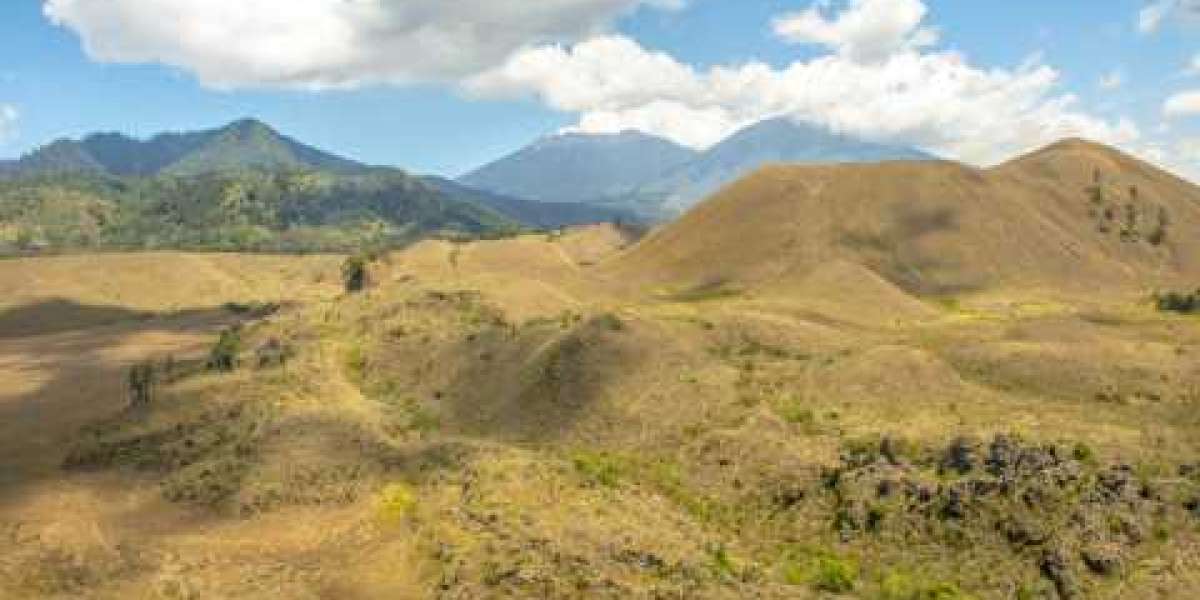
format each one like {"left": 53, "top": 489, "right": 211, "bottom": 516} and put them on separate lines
{"left": 606, "top": 140, "right": 1200, "bottom": 298}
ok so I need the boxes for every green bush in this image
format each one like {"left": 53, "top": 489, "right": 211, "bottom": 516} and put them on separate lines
{"left": 1155, "top": 289, "right": 1200, "bottom": 314}
{"left": 207, "top": 327, "right": 242, "bottom": 372}
{"left": 810, "top": 555, "right": 858, "bottom": 593}
{"left": 878, "top": 569, "right": 975, "bottom": 600}
{"left": 341, "top": 254, "right": 369, "bottom": 293}
{"left": 571, "top": 451, "right": 628, "bottom": 488}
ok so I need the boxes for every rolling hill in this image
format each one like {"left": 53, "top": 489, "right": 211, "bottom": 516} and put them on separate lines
{"left": 608, "top": 139, "right": 1200, "bottom": 297}
{"left": 3, "top": 137, "right": 1200, "bottom": 599}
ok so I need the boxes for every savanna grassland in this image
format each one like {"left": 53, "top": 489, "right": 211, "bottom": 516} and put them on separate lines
{"left": 1, "top": 141, "right": 1199, "bottom": 600}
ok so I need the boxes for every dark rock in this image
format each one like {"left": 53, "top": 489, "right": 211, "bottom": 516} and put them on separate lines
{"left": 1184, "top": 497, "right": 1199, "bottom": 517}
{"left": 986, "top": 435, "right": 1020, "bottom": 476}
{"left": 880, "top": 436, "right": 903, "bottom": 466}
{"left": 1000, "top": 517, "right": 1048, "bottom": 547}
{"left": 941, "top": 487, "right": 967, "bottom": 520}
{"left": 1096, "top": 467, "right": 1134, "bottom": 502}
{"left": 1081, "top": 545, "right": 1121, "bottom": 576}
{"left": 1039, "top": 549, "right": 1080, "bottom": 599}
{"left": 941, "top": 436, "right": 978, "bottom": 475}
{"left": 876, "top": 479, "right": 897, "bottom": 498}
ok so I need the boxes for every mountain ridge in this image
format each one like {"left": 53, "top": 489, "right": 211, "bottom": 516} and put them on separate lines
{"left": 459, "top": 117, "right": 936, "bottom": 220}
{"left": 1, "top": 118, "right": 371, "bottom": 178}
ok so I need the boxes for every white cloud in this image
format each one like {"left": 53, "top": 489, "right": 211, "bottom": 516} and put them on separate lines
{"left": 0, "top": 105, "right": 17, "bottom": 144}
{"left": 772, "top": 0, "right": 937, "bottom": 64}
{"left": 1164, "top": 90, "right": 1200, "bottom": 117}
{"left": 1138, "top": 0, "right": 1200, "bottom": 34}
{"left": 1099, "top": 70, "right": 1124, "bottom": 91}
{"left": 43, "top": 0, "right": 683, "bottom": 89}
{"left": 470, "top": 21, "right": 1140, "bottom": 166}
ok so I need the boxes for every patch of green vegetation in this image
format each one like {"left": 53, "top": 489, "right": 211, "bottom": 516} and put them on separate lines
{"left": 593, "top": 312, "right": 625, "bottom": 332}
{"left": 341, "top": 254, "right": 370, "bottom": 293}
{"left": 705, "top": 544, "right": 739, "bottom": 582}
{"left": 571, "top": 451, "right": 629, "bottom": 488}
{"left": 207, "top": 326, "right": 243, "bottom": 372}
{"left": 0, "top": 168, "right": 521, "bottom": 255}
{"left": 772, "top": 395, "right": 821, "bottom": 433}
{"left": 660, "top": 278, "right": 743, "bottom": 303}
{"left": 343, "top": 341, "right": 369, "bottom": 382}
{"left": 1155, "top": 289, "right": 1200, "bottom": 314}
{"left": 377, "top": 482, "right": 417, "bottom": 524}
{"left": 877, "top": 569, "right": 975, "bottom": 600}
{"left": 810, "top": 555, "right": 858, "bottom": 593}
{"left": 778, "top": 546, "right": 858, "bottom": 593}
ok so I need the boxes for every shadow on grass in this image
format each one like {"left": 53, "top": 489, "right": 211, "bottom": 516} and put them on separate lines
{"left": 0, "top": 297, "right": 280, "bottom": 340}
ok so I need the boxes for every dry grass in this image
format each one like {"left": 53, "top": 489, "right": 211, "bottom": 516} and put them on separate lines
{"left": 0, "top": 183, "right": 1198, "bottom": 599}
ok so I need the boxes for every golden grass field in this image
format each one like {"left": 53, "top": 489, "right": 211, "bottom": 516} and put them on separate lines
{"left": 1, "top": 141, "right": 1199, "bottom": 599}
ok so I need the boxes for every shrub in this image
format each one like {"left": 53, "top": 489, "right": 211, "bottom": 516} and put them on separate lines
{"left": 1155, "top": 290, "right": 1200, "bottom": 314}
{"left": 811, "top": 555, "right": 857, "bottom": 593}
{"left": 341, "top": 254, "right": 369, "bottom": 293}
{"left": 377, "top": 483, "right": 416, "bottom": 524}
{"left": 1072, "top": 442, "right": 1097, "bottom": 466}
{"left": 878, "top": 570, "right": 975, "bottom": 600}
{"left": 571, "top": 451, "right": 628, "bottom": 488}
{"left": 707, "top": 544, "right": 738, "bottom": 581}
{"left": 207, "top": 327, "right": 242, "bottom": 372}
{"left": 127, "top": 361, "right": 157, "bottom": 410}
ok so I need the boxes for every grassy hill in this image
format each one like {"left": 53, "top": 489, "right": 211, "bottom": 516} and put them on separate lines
{"left": 608, "top": 139, "right": 1200, "bottom": 298}
{"left": 0, "top": 140, "right": 1198, "bottom": 599}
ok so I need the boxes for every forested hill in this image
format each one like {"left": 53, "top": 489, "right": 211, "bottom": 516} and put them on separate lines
{"left": 0, "top": 169, "right": 521, "bottom": 254}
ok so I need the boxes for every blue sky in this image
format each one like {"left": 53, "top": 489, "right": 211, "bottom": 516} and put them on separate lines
{"left": 1, "top": 1, "right": 1198, "bottom": 178}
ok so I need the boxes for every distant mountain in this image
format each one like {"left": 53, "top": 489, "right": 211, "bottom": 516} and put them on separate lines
{"left": 459, "top": 131, "right": 698, "bottom": 206}
{"left": 2, "top": 119, "right": 369, "bottom": 178}
{"left": 422, "top": 176, "right": 641, "bottom": 230}
{"left": 461, "top": 118, "right": 935, "bottom": 221}
{"left": 0, "top": 119, "right": 534, "bottom": 253}
{"left": 632, "top": 117, "right": 936, "bottom": 217}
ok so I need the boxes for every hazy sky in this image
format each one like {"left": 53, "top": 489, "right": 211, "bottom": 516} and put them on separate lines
{"left": 1, "top": 1, "right": 1198, "bottom": 178}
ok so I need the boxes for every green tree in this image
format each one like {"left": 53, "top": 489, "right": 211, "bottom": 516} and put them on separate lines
{"left": 342, "top": 254, "right": 369, "bottom": 293}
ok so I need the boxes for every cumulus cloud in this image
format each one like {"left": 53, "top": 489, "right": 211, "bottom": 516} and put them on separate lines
{"left": 1164, "top": 90, "right": 1200, "bottom": 117}
{"left": 0, "top": 105, "right": 17, "bottom": 144}
{"left": 469, "top": 13, "right": 1140, "bottom": 165}
{"left": 772, "top": 0, "right": 937, "bottom": 64}
{"left": 1138, "top": 0, "right": 1200, "bottom": 34}
{"left": 43, "top": 0, "right": 683, "bottom": 89}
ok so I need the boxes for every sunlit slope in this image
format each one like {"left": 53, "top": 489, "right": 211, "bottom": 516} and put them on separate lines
{"left": 608, "top": 140, "right": 1200, "bottom": 298}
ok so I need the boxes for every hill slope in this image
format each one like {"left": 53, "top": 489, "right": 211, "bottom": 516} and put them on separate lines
{"left": 421, "top": 176, "right": 641, "bottom": 230}
{"left": 2, "top": 119, "right": 369, "bottom": 178}
{"left": 608, "top": 139, "right": 1200, "bottom": 296}
{"left": 0, "top": 169, "right": 519, "bottom": 253}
